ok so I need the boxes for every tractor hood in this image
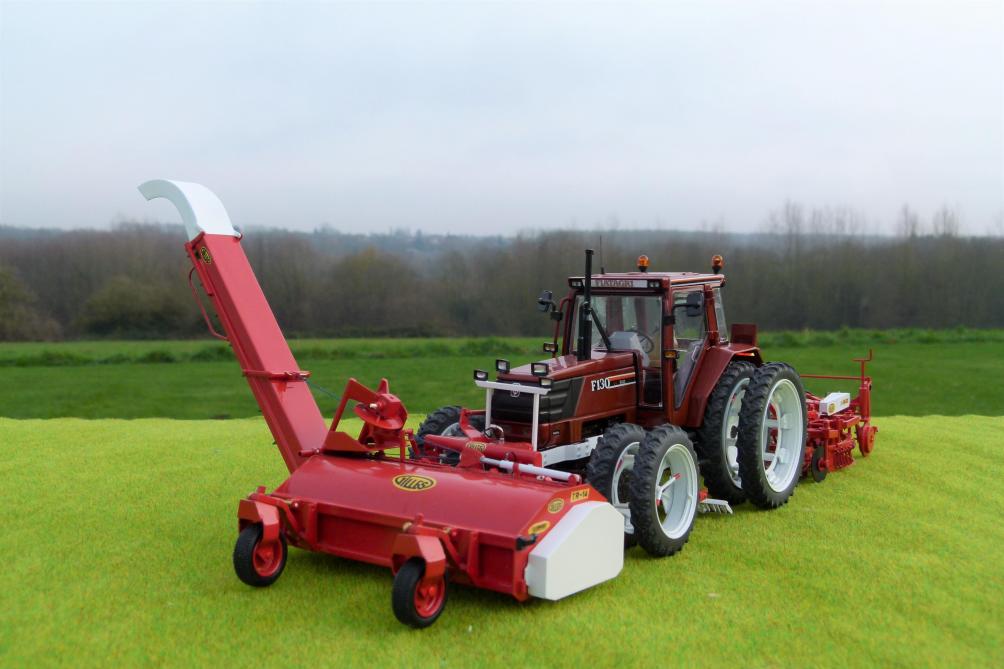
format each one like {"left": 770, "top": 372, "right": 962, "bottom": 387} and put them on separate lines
{"left": 497, "top": 352, "right": 635, "bottom": 384}
{"left": 490, "top": 352, "right": 640, "bottom": 439}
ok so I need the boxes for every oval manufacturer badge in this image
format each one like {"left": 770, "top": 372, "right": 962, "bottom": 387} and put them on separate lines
{"left": 392, "top": 474, "right": 437, "bottom": 492}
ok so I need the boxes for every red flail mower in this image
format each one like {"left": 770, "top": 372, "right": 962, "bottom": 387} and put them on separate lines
{"left": 141, "top": 180, "right": 877, "bottom": 628}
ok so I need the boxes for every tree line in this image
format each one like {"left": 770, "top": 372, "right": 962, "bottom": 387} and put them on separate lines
{"left": 1, "top": 203, "right": 1002, "bottom": 341}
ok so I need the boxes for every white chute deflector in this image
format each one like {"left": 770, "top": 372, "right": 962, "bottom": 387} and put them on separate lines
{"left": 138, "top": 179, "right": 239, "bottom": 241}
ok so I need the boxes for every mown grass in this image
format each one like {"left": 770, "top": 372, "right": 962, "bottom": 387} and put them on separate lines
{"left": 1, "top": 415, "right": 1000, "bottom": 668}
{"left": 1, "top": 336, "right": 1001, "bottom": 418}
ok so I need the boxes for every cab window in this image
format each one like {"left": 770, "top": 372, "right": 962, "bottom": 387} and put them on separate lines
{"left": 570, "top": 294, "right": 662, "bottom": 363}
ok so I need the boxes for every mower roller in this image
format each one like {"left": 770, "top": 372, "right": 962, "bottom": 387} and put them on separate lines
{"left": 141, "top": 179, "right": 878, "bottom": 628}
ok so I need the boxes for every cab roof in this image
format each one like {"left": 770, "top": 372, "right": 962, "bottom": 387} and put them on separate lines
{"left": 568, "top": 271, "right": 724, "bottom": 289}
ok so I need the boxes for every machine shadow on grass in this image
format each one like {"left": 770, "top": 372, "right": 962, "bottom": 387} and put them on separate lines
{"left": 290, "top": 549, "right": 529, "bottom": 613}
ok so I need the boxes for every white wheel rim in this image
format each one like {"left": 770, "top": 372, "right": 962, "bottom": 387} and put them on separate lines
{"left": 723, "top": 378, "right": 750, "bottom": 487}
{"left": 612, "top": 442, "right": 640, "bottom": 534}
{"left": 759, "top": 378, "right": 803, "bottom": 492}
{"left": 653, "top": 443, "right": 698, "bottom": 539}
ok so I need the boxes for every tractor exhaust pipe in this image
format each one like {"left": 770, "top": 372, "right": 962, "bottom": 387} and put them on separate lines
{"left": 577, "top": 249, "right": 594, "bottom": 361}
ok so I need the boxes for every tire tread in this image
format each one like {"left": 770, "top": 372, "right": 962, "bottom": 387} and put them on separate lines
{"left": 735, "top": 362, "right": 807, "bottom": 509}
{"left": 695, "top": 360, "right": 756, "bottom": 504}
{"left": 628, "top": 425, "right": 699, "bottom": 558}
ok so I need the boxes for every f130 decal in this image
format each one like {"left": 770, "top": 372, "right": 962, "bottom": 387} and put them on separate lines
{"left": 590, "top": 372, "right": 636, "bottom": 392}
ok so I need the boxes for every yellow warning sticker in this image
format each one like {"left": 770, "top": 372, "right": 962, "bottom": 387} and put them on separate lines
{"left": 528, "top": 521, "right": 550, "bottom": 535}
{"left": 547, "top": 498, "right": 564, "bottom": 514}
{"left": 570, "top": 489, "right": 589, "bottom": 503}
{"left": 199, "top": 247, "right": 212, "bottom": 264}
{"left": 392, "top": 474, "right": 437, "bottom": 492}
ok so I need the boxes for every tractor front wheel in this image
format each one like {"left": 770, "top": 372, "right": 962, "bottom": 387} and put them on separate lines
{"left": 586, "top": 423, "right": 646, "bottom": 548}
{"left": 233, "top": 524, "right": 287, "bottom": 587}
{"left": 392, "top": 559, "right": 448, "bottom": 628}
{"left": 415, "top": 406, "right": 484, "bottom": 464}
{"left": 695, "top": 360, "right": 756, "bottom": 505}
{"left": 628, "top": 425, "right": 700, "bottom": 557}
{"left": 736, "top": 363, "right": 808, "bottom": 509}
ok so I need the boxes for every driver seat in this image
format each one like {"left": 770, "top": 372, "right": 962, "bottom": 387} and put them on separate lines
{"left": 606, "top": 331, "right": 650, "bottom": 367}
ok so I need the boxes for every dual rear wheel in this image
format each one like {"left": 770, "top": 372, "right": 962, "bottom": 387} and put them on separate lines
{"left": 697, "top": 361, "right": 808, "bottom": 509}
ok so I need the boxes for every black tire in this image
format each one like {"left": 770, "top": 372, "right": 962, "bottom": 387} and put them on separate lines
{"left": 414, "top": 406, "right": 484, "bottom": 463}
{"left": 695, "top": 360, "right": 756, "bottom": 505}
{"left": 628, "top": 425, "right": 699, "bottom": 558}
{"left": 736, "top": 363, "right": 808, "bottom": 509}
{"left": 233, "top": 524, "right": 287, "bottom": 587}
{"left": 392, "top": 558, "right": 448, "bottom": 628}
{"left": 810, "top": 444, "right": 827, "bottom": 482}
{"left": 586, "top": 423, "right": 646, "bottom": 548}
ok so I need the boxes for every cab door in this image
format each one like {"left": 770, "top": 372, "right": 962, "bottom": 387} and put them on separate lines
{"left": 670, "top": 289, "right": 708, "bottom": 408}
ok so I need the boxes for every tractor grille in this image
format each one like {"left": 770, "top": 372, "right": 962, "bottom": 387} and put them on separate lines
{"left": 490, "top": 378, "right": 583, "bottom": 424}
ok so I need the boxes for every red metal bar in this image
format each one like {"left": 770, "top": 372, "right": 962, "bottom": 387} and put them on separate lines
{"left": 186, "top": 233, "right": 328, "bottom": 472}
{"left": 800, "top": 373, "right": 863, "bottom": 381}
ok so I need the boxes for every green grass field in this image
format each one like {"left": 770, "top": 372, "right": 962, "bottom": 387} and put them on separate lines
{"left": 0, "top": 333, "right": 1002, "bottom": 418}
{"left": 2, "top": 333, "right": 1002, "bottom": 667}
{"left": 2, "top": 415, "right": 1001, "bottom": 667}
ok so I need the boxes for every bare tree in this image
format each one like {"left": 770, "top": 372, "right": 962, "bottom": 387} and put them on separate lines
{"left": 896, "top": 205, "right": 921, "bottom": 238}
{"left": 931, "top": 205, "right": 961, "bottom": 237}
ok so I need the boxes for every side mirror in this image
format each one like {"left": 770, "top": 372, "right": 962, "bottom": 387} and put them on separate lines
{"left": 685, "top": 291, "right": 704, "bottom": 318}
{"left": 667, "top": 292, "right": 704, "bottom": 324}
{"left": 537, "top": 289, "right": 555, "bottom": 313}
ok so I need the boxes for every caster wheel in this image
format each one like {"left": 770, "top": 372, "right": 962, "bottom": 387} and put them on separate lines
{"left": 392, "top": 558, "right": 448, "bottom": 628}
{"left": 233, "top": 524, "right": 287, "bottom": 587}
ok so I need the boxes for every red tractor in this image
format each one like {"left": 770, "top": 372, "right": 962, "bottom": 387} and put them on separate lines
{"left": 417, "top": 250, "right": 876, "bottom": 556}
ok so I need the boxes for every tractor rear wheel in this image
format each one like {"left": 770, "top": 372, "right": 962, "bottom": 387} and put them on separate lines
{"left": 736, "top": 363, "right": 808, "bottom": 509}
{"left": 695, "top": 360, "right": 756, "bottom": 505}
{"left": 628, "top": 425, "right": 699, "bottom": 557}
{"left": 586, "top": 423, "right": 646, "bottom": 548}
{"left": 233, "top": 524, "right": 287, "bottom": 587}
{"left": 415, "top": 406, "right": 484, "bottom": 464}
{"left": 392, "top": 558, "right": 448, "bottom": 628}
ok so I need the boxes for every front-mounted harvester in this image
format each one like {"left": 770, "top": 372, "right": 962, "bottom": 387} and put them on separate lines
{"left": 141, "top": 179, "right": 877, "bottom": 628}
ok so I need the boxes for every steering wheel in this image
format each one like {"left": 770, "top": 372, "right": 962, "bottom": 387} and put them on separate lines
{"left": 628, "top": 328, "right": 656, "bottom": 354}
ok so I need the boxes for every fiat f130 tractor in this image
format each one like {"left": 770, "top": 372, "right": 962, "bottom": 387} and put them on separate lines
{"left": 416, "top": 251, "right": 878, "bottom": 555}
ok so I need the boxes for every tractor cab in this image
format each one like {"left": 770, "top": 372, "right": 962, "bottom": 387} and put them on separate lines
{"left": 562, "top": 273, "right": 723, "bottom": 411}
{"left": 478, "top": 251, "right": 752, "bottom": 467}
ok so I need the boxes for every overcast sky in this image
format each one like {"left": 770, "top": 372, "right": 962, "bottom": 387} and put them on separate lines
{"left": 1, "top": 1, "right": 1001, "bottom": 235}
